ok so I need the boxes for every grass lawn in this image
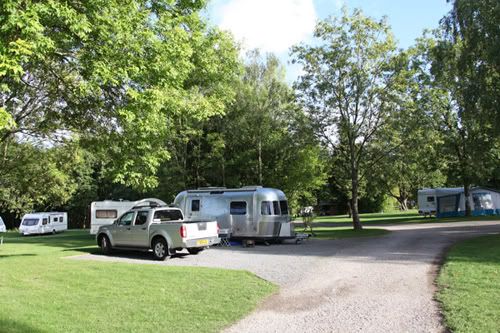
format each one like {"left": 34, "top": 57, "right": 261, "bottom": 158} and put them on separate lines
{"left": 437, "top": 234, "right": 500, "bottom": 333}
{"left": 309, "top": 209, "right": 500, "bottom": 225}
{"left": 311, "top": 227, "right": 390, "bottom": 239}
{"left": 0, "top": 231, "right": 276, "bottom": 333}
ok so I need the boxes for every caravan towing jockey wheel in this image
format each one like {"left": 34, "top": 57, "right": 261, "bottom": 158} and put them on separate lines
{"left": 152, "top": 238, "right": 169, "bottom": 261}
{"left": 52, "top": 229, "right": 56, "bottom": 234}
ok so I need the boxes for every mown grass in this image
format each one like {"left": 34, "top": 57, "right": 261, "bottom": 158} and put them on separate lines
{"left": 437, "top": 234, "right": 500, "bottom": 333}
{"left": 311, "top": 227, "right": 390, "bottom": 239}
{"left": 0, "top": 231, "right": 276, "bottom": 333}
{"left": 310, "top": 209, "right": 500, "bottom": 225}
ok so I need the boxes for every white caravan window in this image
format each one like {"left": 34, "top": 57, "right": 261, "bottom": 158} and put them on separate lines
{"left": 473, "top": 193, "right": 493, "bottom": 210}
{"left": 427, "top": 196, "right": 435, "bottom": 202}
{"left": 261, "top": 201, "right": 272, "bottom": 215}
{"left": 96, "top": 210, "right": 118, "bottom": 219}
{"left": 230, "top": 202, "right": 246, "bottom": 215}
{"left": 22, "top": 219, "right": 39, "bottom": 226}
{"left": 60, "top": 216, "right": 64, "bottom": 223}
{"left": 42, "top": 218, "right": 48, "bottom": 225}
{"left": 53, "top": 217, "right": 58, "bottom": 222}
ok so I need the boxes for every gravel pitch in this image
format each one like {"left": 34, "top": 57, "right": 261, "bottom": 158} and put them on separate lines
{"left": 70, "top": 220, "right": 500, "bottom": 333}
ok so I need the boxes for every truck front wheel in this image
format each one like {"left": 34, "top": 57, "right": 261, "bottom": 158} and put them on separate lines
{"left": 152, "top": 238, "right": 169, "bottom": 261}
{"left": 187, "top": 247, "right": 204, "bottom": 255}
{"left": 99, "top": 235, "right": 112, "bottom": 255}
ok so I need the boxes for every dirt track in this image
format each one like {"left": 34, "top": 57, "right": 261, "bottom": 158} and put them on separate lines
{"left": 71, "top": 220, "right": 500, "bottom": 333}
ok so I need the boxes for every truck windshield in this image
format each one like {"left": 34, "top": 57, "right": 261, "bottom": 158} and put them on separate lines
{"left": 22, "top": 219, "right": 39, "bottom": 226}
{"left": 154, "top": 210, "right": 183, "bottom": 221}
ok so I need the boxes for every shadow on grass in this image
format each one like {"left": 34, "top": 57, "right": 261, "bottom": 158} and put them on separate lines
{"left": 0, "top": 253, "right": 37, "bottom": 258}
{"left": 0, "top": 319, "right": 46, "bottom": 333}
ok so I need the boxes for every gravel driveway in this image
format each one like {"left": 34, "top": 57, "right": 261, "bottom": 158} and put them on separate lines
{"left": 70, "top": 220, "right": 500, "bottom": 332}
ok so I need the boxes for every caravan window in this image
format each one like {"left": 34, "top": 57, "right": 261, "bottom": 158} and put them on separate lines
{"left": 191, "top": 200, "right": 200, "bottom": 212}
{"left": 230, "top": 202, "right": 247, "bottom": 215}
{"left": 60, "top": 216, "right": 64, "bottom": 223}
{"left": 427, "top": 196, "right": 435, "bottom": 202}
{"left": 261, "top": 201, "right": 272, "bottom": 215}
{"left": 279, "top": 201, "right": 289, "bottom": 215}
{"left": 53, "top": 217, "right": 58, "bottom": 222}
{"left": 96, "top": 210, "right": 118, "bottom": 219}
{"left": 22, "top": 219, "right": 39, "bottom": 226}
{"left": 272, "top": 201, "right": 281, "bottom": 215}
{"left": 42, "top": 218, "right": 48, "bottom": 225}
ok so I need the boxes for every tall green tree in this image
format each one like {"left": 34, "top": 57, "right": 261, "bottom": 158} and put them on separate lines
{"left": 0, "top": 0, "right": 239, "bottom": 192}
{"left": 292, "top": 9, "right": 398, "bottom": 229}
{"left": 432, "top": 0, "right": 500, "bottom": 215}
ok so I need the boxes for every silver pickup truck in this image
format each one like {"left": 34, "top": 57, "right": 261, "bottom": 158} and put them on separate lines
{"left": 96, "top": 205, "right": 220, "bottom": 260}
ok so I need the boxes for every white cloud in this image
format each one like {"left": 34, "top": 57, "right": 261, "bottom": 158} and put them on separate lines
{"left": 217, "top": 0, "right": 317, "bottom": 54}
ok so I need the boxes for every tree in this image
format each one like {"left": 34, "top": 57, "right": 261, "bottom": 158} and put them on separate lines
{"left": 0, "top": 0, "right": 240, "bottom": 193}
{"left": 292, "top": 9, "right": 398, "bottom": 229}
{"left": 431, "top": 0, "right": 500, "bottom": 215}
{"left": 374, "top": 38, "right": 447, "bottom": 210}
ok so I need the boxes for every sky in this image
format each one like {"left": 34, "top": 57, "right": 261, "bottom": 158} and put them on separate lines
{"left": 205, "top": 0, "right": 452, "bottom": 82}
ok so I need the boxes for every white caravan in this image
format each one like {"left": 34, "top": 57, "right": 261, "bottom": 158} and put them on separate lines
{"left": 0, "top": 216, "right": 6, "bottom": 232}
{"left": 90, "top": 198, "right": 166, "bottom": 234}
{"left": 417, "top": 189, "right": 437, "bottom": 216}
{"left": 19, "top": 212, "right": 68, "bottom": 235}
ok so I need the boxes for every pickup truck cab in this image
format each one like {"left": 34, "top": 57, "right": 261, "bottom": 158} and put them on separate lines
{"left": 96, "top": 205, "right": 220, "bottom": 260}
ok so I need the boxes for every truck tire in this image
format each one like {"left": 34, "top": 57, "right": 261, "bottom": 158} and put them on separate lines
{"left": 187, "top": 247, "right": 204, "bottom": 255}
{"left": 152, "top": 238, "right": 169, "bottom": 261}
{"left": 99, "top": 235, "right": 112, "bottom": 255}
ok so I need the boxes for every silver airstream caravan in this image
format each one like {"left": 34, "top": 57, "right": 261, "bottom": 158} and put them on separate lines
{"left": 173, "top": 186, "right": 294, "bottom": 241}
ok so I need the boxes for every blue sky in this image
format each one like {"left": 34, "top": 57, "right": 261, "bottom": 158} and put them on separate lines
{"left": 205, "top": 0, "right": 452, "bottom": 82}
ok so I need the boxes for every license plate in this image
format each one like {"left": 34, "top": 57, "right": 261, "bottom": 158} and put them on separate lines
{"left": 196, "top": 239, "right": 209, "bottom": 246}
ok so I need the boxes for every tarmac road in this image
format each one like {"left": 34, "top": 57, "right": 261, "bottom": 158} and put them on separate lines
{"left": 71, "top": 220, "right": 500, "bottom": 333}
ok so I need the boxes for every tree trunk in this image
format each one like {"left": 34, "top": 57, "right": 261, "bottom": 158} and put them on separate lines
{"left": 397, "top": 197, "right": 408, "bottom": 211}
{"left": 351, "top": 170, "right": 362, "bottom": 230}
{"left": 464, "top": 182, "right": 472, "bottom": 216}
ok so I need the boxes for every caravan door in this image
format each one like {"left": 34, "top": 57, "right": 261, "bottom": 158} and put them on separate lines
{"left": 229, "top": 201, "right": 249, "bottom": 236}
{"left": 186, "top": 198, "right": 202, "bottom": 220}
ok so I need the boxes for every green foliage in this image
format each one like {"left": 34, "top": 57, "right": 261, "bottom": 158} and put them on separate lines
{"left": 292, "top": 9, "right": 399, "bottom": 228}
{"left": 430, "top": 0, "right": 500, "bottom": 207}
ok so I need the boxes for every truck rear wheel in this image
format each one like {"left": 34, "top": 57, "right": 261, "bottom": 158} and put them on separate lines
{"left": 99, "top": 235, "right": 112, "bottom": 255}
{"left": 152, "top": 238, "right": 169, "bottom": 261}
{"left": 187, "top": 247, "right": 204, "bottom": 255}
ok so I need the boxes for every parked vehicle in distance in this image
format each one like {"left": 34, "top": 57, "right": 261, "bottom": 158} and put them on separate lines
{"left": 0, "top": 216, "right": 6, "bottom": 232}
{"left": 19, "top": 212, "right": 68, "bottom": 235}
{"left": 174, "top": 186, "right": 294, "bottom": 242}
{"left": 96, "top": 204, "right": 220, "bottom": 260}
{"left": 417, "top": 189, "right": 437, "bottom": 217}
{"left": 89, "top": 198, "right": 166, "bottom": 234}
